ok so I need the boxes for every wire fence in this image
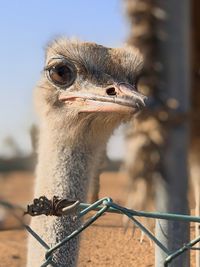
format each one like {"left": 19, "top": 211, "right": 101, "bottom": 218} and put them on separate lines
{"left": 1, "top": 196, "right": 200, "bottom": 266}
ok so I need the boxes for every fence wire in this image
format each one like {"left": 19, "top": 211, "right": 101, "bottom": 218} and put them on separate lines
{"left": 0, "top": 197, "right": 200, "bottom": 266}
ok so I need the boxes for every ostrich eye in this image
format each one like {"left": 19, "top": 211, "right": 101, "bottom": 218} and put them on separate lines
{"left": 47, "top": 61, "right": 76, "bottom": 88}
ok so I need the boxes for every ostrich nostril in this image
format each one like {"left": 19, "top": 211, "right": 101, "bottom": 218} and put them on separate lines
{"left": 106, "top": 87, "right": 117, "bottom": 96}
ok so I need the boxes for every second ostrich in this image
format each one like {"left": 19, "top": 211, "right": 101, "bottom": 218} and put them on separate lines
{"left": 27, "top": 38, "right": 145, "bottom": 267}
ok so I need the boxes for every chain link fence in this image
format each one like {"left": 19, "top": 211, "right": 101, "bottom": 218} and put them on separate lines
{"left": 0, "top": 196, "right": 200, "bottom": 266}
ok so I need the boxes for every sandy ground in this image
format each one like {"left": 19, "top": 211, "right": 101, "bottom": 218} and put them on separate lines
{"left": 0, "top": 171, "right": 197, "bottom": 267}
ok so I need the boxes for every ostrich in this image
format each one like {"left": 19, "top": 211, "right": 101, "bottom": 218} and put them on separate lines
{"left": 27, "top": 38, "right": 145, "bottom": 267}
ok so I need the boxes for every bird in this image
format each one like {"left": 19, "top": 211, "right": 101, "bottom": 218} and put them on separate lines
{"left": 26, "top": 38, "right": 145, "bottom": 267}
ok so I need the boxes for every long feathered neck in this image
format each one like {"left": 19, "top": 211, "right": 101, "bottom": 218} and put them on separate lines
{"left": 34, "top": 129, "right": 96, "bottom": 201}
{"left": 27, "top": 119, "right": 109, "bottom": 267}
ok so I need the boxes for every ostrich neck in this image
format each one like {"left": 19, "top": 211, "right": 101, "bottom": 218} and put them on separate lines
{"left": 34, "top": 128, "right": 101, "bottom": 201}
{"left": 27, "top": 125, "right": 106, "bottom": 267}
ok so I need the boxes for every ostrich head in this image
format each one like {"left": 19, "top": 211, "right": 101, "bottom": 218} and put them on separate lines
{"left": 35, "top": 38, "right": 145, "bottom": 143}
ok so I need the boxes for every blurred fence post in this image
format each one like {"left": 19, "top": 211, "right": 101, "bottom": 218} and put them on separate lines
{"left": 155, "top": 1, "right": 190, "bottom": 266}
{"left": 190, "top": 0, "right": 200, "bottom": 266}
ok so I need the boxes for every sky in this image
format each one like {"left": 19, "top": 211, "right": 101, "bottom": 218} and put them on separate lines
{"left": 0, "top": 0, "right": 129, "bottom": 159}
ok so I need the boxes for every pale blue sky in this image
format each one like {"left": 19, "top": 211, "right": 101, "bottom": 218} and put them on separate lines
{"left": 0, "top": 0, "right": 129, "bottom": 158}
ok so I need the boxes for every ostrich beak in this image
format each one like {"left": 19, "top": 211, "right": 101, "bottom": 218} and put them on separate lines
{"left": 59, "top": 82, "right": 146, "bottom": 113}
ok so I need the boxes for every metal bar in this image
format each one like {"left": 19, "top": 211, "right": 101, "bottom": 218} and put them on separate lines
{"left": 79, "top": 202, "right": 200, "bottom": 223}
{"left": 154, "top": 0, "right": 191, "bottom": 266}
{"left": 1, "top": 198, "right": 200, "bottom": 223}
{"left": 164, "top": 235, "right": 200, "bottom": 266}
